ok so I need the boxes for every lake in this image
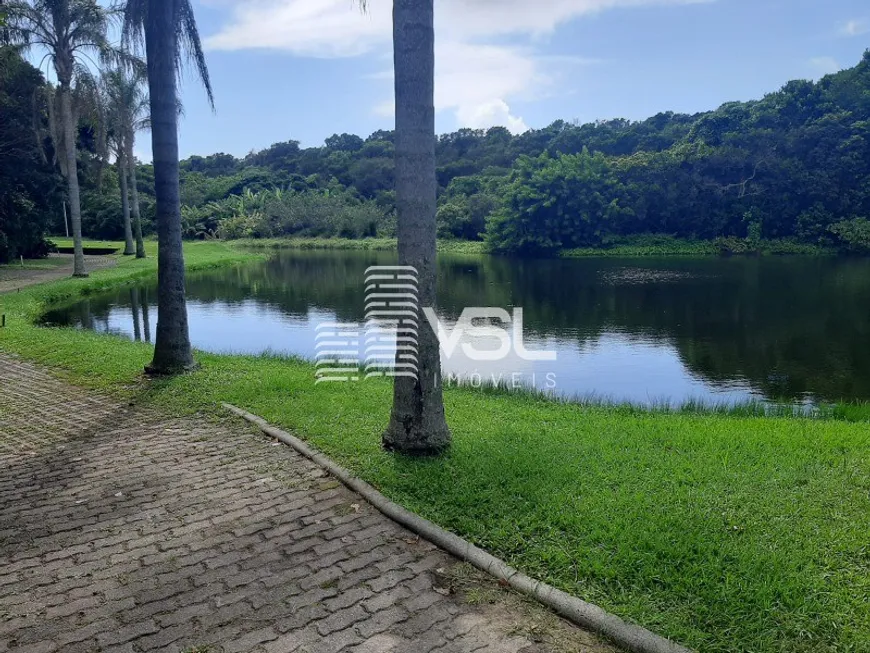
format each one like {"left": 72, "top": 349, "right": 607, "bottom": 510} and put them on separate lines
{"left": 40, "top": 249, "right": 870, "bottom": 405}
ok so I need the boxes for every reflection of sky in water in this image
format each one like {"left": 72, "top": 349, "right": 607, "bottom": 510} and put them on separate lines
{"left": 94, "top": 299, "right": 760, "bottom": 406}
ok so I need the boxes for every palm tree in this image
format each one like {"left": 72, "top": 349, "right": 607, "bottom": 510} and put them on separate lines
{"left": 382, "top": 0, "right": 451, "bottom": 454}
{"left": 124, "top": 0, "right": 213, "bottom": 374}
{"left": 128, "top": 127, "right": 146, "bottom": 258}
{"left": 116, "top": 136, "right": 134, "bottom": 254}
{"left": 101, "top": 65, "right": 147, "bottom": 257}
{"left": 5, "top": 0, "right": 116, "bottom": 277}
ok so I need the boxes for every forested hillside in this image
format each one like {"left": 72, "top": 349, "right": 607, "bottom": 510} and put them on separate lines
{"left": 6, "top": 49, "right": 870, "bottom": 258}
{"left": 171, "top": 50, "right": 870, "bottom": 255}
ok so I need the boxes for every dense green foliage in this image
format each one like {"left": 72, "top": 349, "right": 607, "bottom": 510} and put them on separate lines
{"left": 485, "top": 52, "right": 870, "bottom": 254}
{"left": 19, "top": 49, "right": 870, "bottom": 258}
{"left": 6, "top": 46, "right": 870, "bottom": 256}
{"left": 0, "top": 47, "right": 157, "bottom": 250}
{"left": 155, "top": 50, "right": 870, "bottom": 256}
{"left": 0, "top": 48, "right": 63, "bottom": 262}
{"left": 179, "top": 187, "right": 391, "bottom": 240}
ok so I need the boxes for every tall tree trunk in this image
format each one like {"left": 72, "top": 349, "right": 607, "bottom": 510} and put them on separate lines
{"left": 127, "top": 131, "right": 146, "bottom": 258}
{"left": 143, "top": 0, "right": 195, "bottom": 373}
{"left": 59, "top": 84, "right": 87, "bottom": 277}
{"left": 382, "top": 0, "right": 450, "bottom": 455}
{"left": 118, "top": 148, "right": 135, "bottom": 255}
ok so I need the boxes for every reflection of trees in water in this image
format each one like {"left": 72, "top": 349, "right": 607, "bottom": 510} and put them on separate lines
{"left": 51, "top": 251, "right": 870, "bottom": 402}
{"left": 142, "top": 288, "right": 151, "bottom": 343}
{"left": 131, "top": 289, "right": 141, "bottom": 342}
{"left": 128, "top": 287, "right": 152, "bottom": 343}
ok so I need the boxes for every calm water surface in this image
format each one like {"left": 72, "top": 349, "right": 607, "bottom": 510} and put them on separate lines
{"left": 41, "top": 250, "right": 870, "bottom": 405}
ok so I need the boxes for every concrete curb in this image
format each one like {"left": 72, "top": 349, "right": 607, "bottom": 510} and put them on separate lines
{"left": 222, "top": 402, "right": 693, "bottom": 653}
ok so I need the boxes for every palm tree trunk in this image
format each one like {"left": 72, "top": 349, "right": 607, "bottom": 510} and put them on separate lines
{"left": 118, "top": 148, "right": 135, "bottom": 255}
{"left": 382, "top": 0, "right": 450, "bottom": 455}
{"left": 143, "top": 0, "right": 195, "bottom": 373}
{"left": 59, "top": 84, "right": 87, "bottom": 277}
{"left": 127, "top": 131, "right": 146, "bottom": 258}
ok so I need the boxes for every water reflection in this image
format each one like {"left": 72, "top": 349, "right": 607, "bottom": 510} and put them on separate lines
{"left": 40, "top": 250, "right": 870, "bottom": 405}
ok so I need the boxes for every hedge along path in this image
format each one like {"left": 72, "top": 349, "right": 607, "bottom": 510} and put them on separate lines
{"left": 223, "top": 403, "right": 694, "bottom": 653}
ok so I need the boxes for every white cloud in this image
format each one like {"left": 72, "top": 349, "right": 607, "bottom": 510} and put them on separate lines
{"left": 457, "top": 100, "right": 529, "bottom": 134}
{"left": 809, "top": 57, "right": 841, "bottom": 78}
{"left": 205, "top": 0, "right": 388, "bottom": 56}
{"left": 372, "top": 41, "right": 576, "bottom": 133}
{"left": 839, "top": 18, "right": 869, "bottom": 37}
{"left": 434, "top": 42, "right": 539, "bottom": 133}
{"left": 204, "top": 0, "right": 708, "bottom": 132}
{"left": 205, "top": 0, "right": 709, "bottom": 55}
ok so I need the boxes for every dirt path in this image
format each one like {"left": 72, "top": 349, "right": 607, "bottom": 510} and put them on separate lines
{"left": 0, "top": 353, "right": 616, "bottom": 653}
{"left": 0, "top": 254, "right": 117, "bottom": 294}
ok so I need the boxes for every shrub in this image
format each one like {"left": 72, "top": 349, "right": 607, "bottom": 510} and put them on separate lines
{"left": 828, "top": 217, "right": 870, "bottom": 254}
{"left": 211, "top": 189, "right": 390, "bottom": 240}
{"left": 485, "top": 150, "right": 629, "bottom": 256}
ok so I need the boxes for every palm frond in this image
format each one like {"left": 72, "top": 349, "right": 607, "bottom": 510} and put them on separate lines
{"left": 177, "top": 0, "right": 213, "bottom": 109}
{"left": 4, "top": 0, "right": 117, "bottom": 87}
{"left": 123, "top": 0, "right": 213, "bottom": 109}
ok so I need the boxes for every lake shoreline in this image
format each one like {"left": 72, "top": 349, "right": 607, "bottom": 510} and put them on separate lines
{"left": 47, "top": 235, "right": 844, "bottom": 258}
{"left": 225, "top": 235, "right": 840, "bottom": 257}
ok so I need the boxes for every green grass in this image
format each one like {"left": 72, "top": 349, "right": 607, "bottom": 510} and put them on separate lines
{"left": 0, "top": 256, "right": 70, "bottom": 272}
{"left": 233, "top": 234, "right": 836, "bottom": 259}
{"left": 233, "top": 236, "right": 487, "bottom": 255}
{"left": 562, "top": 235, "right": 836, "bottom": 258}
{"left": 47, "top": 236, "right": 143, "bottom": 250}
{"left": 2, "top": 240, "right": 869, "bottom": 652}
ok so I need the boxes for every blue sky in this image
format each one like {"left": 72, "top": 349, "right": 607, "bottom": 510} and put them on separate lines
{"left": 161, "top": 0, "right": 870, "bottom": 160}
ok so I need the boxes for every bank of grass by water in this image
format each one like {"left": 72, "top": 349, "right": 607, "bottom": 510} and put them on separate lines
{"left": 48, "top": 234, "right": 837, "bottom": 259}
{"left": 561, "top": 235, "right": 836, "bottom": 258}
{"left": 233, "top": 236, "right": 488, "bottom": 255}
{"left": 231, "top": 234, "right": 836, "bottom": 258}
{"left": 2, "top": 240, "right": 869, "bottom": 653}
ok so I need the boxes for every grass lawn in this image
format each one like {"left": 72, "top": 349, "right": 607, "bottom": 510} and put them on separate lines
{"left": 0, "top": 256, "right": 70, "bottom": 271}
{"left": 47, "top": 236, "right": 143, "bottom": 250}
{"left": 561, "top": 236, "right": 835, "bottom": 258}
{"left": 1, "top": 240, "right": 868, "bottom": 653}
{"left": 228, "top": 235, "right": 835, "bottom": 259}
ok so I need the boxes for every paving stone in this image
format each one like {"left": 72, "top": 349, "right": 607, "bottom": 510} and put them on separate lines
{"left": 221, "top": 626, "right": 279, "bottom": 653}
{"left": 348, "top": 634, "right": 404, "bottom": 653}
{"left": 355, "top": 607, "right": 410, "bottom": 639}
{"left": 316, "top": 604, "right": 369, "bottom": 636}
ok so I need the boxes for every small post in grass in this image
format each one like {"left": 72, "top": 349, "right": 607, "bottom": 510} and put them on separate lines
{"left": 1, "top": 315, "right": 6, "bottom": 328}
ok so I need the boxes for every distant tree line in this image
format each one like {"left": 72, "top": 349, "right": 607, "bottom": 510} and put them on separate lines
{"left": 4, "top": 48, "right": 870, "bottom": 261}
{"left": 173, "top": 50, "right": 870, "bottom": 255}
